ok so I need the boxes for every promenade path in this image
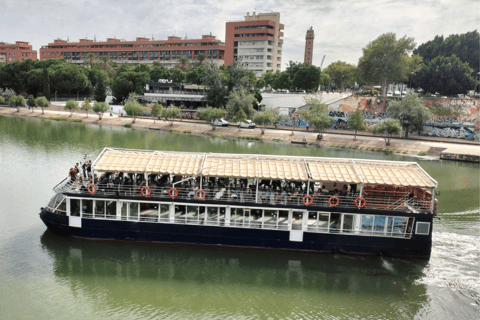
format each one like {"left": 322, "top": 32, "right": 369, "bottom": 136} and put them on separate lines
{"left": 1, "top": 106, "right": 479, "bottom": 162}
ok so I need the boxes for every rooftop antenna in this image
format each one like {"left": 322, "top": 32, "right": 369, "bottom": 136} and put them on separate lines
{"left": 94, "top": 35, "right": 96, "bottom": 42}
{"left": 152, "top": 34, "right": 154, "bottom": 40}
{"left": 185, "top": 33, "right": 187, "bottom": 39}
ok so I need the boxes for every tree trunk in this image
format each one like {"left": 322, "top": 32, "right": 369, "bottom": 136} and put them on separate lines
{"left": 405, "top": 128, "right": 409, "bottom": 138}
{"left": 354, "top": 129, "right": 357, "bottom": 141}
{"left": 17, "top": 106, "right": 19, "bottom": 112}
{"left": 86, "top": 110, "right": 89, "bottom": 118}
{"left": 42, "top": 107, "right": 44, "bottom": 115}
{"left": 132, "top": 116, "right": 136, "bottom": 124}
{"left": 99, "top": 113, "right": 102, "bottom": 120}
{"left": 382, "top": 79, "right": 388, "bottom": 96}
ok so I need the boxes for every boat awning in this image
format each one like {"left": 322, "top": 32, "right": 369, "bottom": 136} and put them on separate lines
{"left": 92, "top": 148, "right": 437, "bottom": 188}
{"left": 307, "top": 159, "right": 436, "bottom": 188}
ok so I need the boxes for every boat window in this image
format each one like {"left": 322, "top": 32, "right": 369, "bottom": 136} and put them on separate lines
{"left": 392, "top": 217, "right": 408, "bottom": 236}
{"left": 70, "top": 199, "right": 80, "bottom": 217}
{"left": 330, "top": 213, "right": 341, "bottom": 232}
{"left": 386, "top": 217, "right": 394, "bottom": 235}
{"left": 416, "top": 222, "right": 430, "bottom": 235}
{"left": 106, "top": 201, "right": 116, "bottom": 218}
{"left": 121, "top": 202, "right": 127, "bottom": 220}
{"left": 342, "top": 214, "right": 355, "bottom": 233}
{"left": 95, "top": 200, "right": 105, "bottom": 218}
{"left": 373, "top": 216, "right": 386, "bottom": 235}
{"left": 307, "top": 212, "right": 318, "bottom": 229}
{"left": 140, "top": 203, "right": 158, "bottom": 222}
{"left": 159, "top": 204, "right": 170, "bottom": 222}
{"left": 278, "top": 210, "right": 289, "bottom": 230}
{"left": 48, "top": 194, "right": 64, "bottom": 210}
{"left": 251, "top": 209, "right": 262, "bottom": 228}
{"left": 231, "top": 208, "right": 245, "bottom": 226}
{"left": 186, "top": 206, "right": 200, "bottom": 224}
{"left": 57, "top": 199, "right": 67, "bottom": 215}
{"left": 292, "top": 211, "right": 303, "bottom": 230}
{"left": 318, "top": 213, "right": 329, "bottom": 232}
{"left": 206, "top": 207, "right": 218, "bottom": 225}
{"left": 175, "top": 205, "right": 187, "bottom": 223}
{"left": 219, "top": 207, "right": 226, "bottom": 225}
{"left": 361, "top": 215, "right": 374, "bottom": 233}
{"left": 81, "top": 200, "right": 94, "bottom": 217}
{"left": 129, "top": 202, "right": 139, "bottom": 220}
{"left": 263, "top": 209, "right": 277, "bottom": 229}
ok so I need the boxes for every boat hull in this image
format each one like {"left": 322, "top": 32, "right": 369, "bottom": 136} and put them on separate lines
{"left": 39, "top": 209, "right": 433, "bottom": 259}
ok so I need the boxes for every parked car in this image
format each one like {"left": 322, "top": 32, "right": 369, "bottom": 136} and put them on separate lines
{"left": 212, "top": 119, "right": 230, "bottom": 127}
{"left": 238, "top": 120, "right": 256, "bottom": 129}
{"left": 386, "top": 91, "right": 393, "bottom": 97}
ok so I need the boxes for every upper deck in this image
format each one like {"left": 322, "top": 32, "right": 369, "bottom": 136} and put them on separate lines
{"left": 57, "top": 148, "right": 438, "bottom": 214}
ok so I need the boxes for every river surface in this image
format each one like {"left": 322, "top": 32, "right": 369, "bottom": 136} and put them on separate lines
{"left": 0, "top": 116, "right": 478, "bottom": 319}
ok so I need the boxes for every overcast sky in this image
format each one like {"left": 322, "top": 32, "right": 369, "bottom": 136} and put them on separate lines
{"left": 1, "top": 0, "right": 478, "bottom": 69}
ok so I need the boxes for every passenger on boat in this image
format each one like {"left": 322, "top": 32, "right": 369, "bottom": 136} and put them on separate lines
{"left": 69, "top": 168, "right": 77, "bottom": 182}
{"left": 214, "top": 186, "right": 225, "bottom": 200}
{"left": 287, "top": 188, "right": 300, "bottom": 203}
{"left": 188, "top": 182, "right": 199, "bottom": 199}
{"left": 231, "top": 184, "right": 242, "bottom": 201}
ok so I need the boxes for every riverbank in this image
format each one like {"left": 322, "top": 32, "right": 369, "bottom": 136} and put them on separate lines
{"left": 1, "top": 106, "right": 479, "bottom": 162}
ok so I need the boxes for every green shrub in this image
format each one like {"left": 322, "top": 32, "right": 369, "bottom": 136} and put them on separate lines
{"left": 402, "top": 151, "right": 408, "bottom": 154}
{"left": 238, "top": 136, "right": 263, "bottom": 141}
{"left": 40, "top": 116, "right": 82, "bottom": 123}
{"left": 124, "top": 124, "right": 132, "bottom": 128}
{"left": 183, "top": 130, "right": 192, "bottom": 134}
{"left": 168, "top": 129, "right": 180, "bottom": 133}
{"left": 417, "top": 151, "right": 428, "bottom": 156}
{"left": 273, "top": 138, "right": 282, "bottom": 142}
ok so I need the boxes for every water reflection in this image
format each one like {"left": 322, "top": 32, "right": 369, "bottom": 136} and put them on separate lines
{"left": 41, "top": 231, "right": 429, "bottom": 318}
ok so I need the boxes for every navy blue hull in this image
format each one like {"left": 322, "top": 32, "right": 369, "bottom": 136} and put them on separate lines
{"left": 39, "top": 210, "right": 432, "bottom": 259}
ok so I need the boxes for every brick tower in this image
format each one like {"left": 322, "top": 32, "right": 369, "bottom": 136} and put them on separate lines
{"left": 304, "top": 27, "right": 314, "bottom": 65}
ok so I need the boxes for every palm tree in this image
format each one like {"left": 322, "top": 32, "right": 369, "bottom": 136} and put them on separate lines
{"left": 177, "top": 56, "right": 190, "bottom": 71}
{"left": 87, "top": 53, "right": 95, "bottom": 69}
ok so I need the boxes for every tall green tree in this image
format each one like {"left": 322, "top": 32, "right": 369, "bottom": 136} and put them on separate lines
{"left": 64, "top": 99, "right": 78, "bottom": 116}
{"left": 36, "top": 96, "right": 49, "bottom": 115}
{"left": 82, "top": 99, "right": 92, "bottom": 117}
{"left": 171, "top": 68, "right": 186, "bottom": 83}
{"left": 369, "top": 118, "right": 401, "bottom": 145}
{"left": 27, "top": 95, "right": 36, "bottom": 112}
{"left": 357, "top": 33, "right": 416, "bottom": 96}
{"left": 198, "top": 107, "right": 227, "bottom": 130}
{"left": 150, "top": 66, "right": 170, "bottom": 82}
{"left": 273, "top": 72, "right": 292, "bottom": 90}
{"left": 324, "top": 61, "right": 357, "bottom": 91}
{"left": 348, "top": 109, "right": 367, "bottom": 140}
{"left": 226, "top": 87, "right": 256, "bottom": 119}
{"left": 111, "top": 70, "right": 150, "bottom": 103}
{"left": 292, "top": 64, "right": 322, "bottom": 91}
{"left": 253, "top": 111, "right": 274, "bottom": 134}
{"left": 413, "top": 55, "right": 475, "bottom": 96}
{"left": 151, "top": 102, "right": 163, "bottom": 123}
{"left": 124, "top": 95, "right": 146, "bottom": 123}
{"left": 232, "top": 108, "right": 248, "bottom": 124}
{"left": 301, "top": 97, "right": 333, "bottom": 135}
{"left": 93, "top": 101, "right": 109, "bottom": 120}
{"left": 160, "top": 106, "right": 182, "bottom": 126}
{"left": 94, "top": 76, "right": 106, "bottom": 102}
{"left": 387, "top": 94, "right": 431, "bottom": 138}
{"left": 9, "top": 95, "right": 25, "bottom": 112}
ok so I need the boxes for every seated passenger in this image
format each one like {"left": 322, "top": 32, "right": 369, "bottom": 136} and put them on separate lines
{"left": 187, "top": 182, "right": 199, "bottom": 199}
{"left": 214, "top": 186, "right": 225, "bottom": 200}
{"left": 288, "top": 188, "right": 300, "bottom": 202}
{"left": 231, "top": 184, "right": 242, "bottom": 201}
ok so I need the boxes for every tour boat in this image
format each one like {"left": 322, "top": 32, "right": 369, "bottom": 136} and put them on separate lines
{"left": 40, "top": 147, "right": 438, "bottom": 259}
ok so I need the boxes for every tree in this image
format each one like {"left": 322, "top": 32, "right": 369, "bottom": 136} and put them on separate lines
{"left": 369, "top": 118, "right": 401, "bottom": 145}
{"left": 319, "top": 72, "right": 331, "bottom": 91}
{"left": 177, "top": 56, "right": 191, "bottom": 71}
{"left": 124, "top": 95, "right": 146, "bottom": 123}
{"left": 202, "top": 61, "right": 229, "bottom": 109}
{"left": 251, "top": 90, "right": 263, "bottom": 111}
{"left": 50, "top": 64, "right": 90, "bottom": 99}
{"left": 197, "top": 107, "right": 226, "bottom": 130}
{"left": 94, "top": 76, "right": 106, "bottom": 102}
{"left": 151, "top": 102, "right": 163, "bottom": 123}
{"left": 253, "top": 111, "right": 274, "bottom": 134}
{"left": 292, "top": 64, "right": 322, "bottom": 91}
{"left": 64, "top": 99, "right": 78, "bottom": 116}
{"left": 185, "top": 65, "right": 204, "bottom": 84}
{"left": 413, "top": 55, "right": 475, "bottom": 96}
{"left": 414, "top": 30, "right": 479, "bottom": 73}
{"left": 232, "top": 108, "right": 247, "bottom": 124}
{"left": 0, "top": 96, "right": 5, "bottom": 105}
{"left": 271, "top": 110, "right": 289, "bottom": 128}
{"left": 150, "top": 66, "right": 170, "bottom": 82}
{"left": 226, "top": 87, "right": 256, "bottom": 119}
{"left": 170, "top": 68, "right": 185, "bottom": 83}
{"left": 160, "top": 106, "right": 182, "bottom": 126}
{"left": 27, "top": 95, "right": 36, "bottom": 112}
{"left": 273, "top": 72, "right": 292, "bottom": 90}
{"left": 87, "top": 53, "right": 96, "bottom": 69}
{"left": 82, "top": 99, "right": 92, "bottom": 117}
{"left": 357, "top": 33, "right": 416, "bottom": 96}
{"left": 111, "top": 70, "right": 149, "bottom": 104}
{"left": 301, "top": 97, "right": 333, "bottom": 135}
{"left": 348, "top": 109, "right": 367, "bottom": 140}
{"left": 324, "top": 61, "right": 357, "bottom": 91}
{"left": 92, "top": 101, "right": 109, "bottom": 120}
{"left": 35, "top": 96, "right": 49, "bottom": 115}
{"left": 387, "top": 93, "right": 431, "bottom": 138}
{"left": 9, "top": 95, "right": 25, "bottom": 112}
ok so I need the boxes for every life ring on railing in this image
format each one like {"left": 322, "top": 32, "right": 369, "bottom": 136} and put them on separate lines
{"left": 328, "top": 195, "right": 339, "bottom": 207}
{"left": 195, "top": 189, "right": 206, "bottom": 200}
{"left": 87, "top": 183, "right": 97, "bottom": 195}
{"left": 168, "top": 187, "right": 178, "bottom": 198}
{"left": 141, "top": 186, "right": 151, "bottom": 197}
{"left": 302, "top": 195, "right": 313, "bottom": 206}
{"left": 354, "top": 197, "right": 366, "bottom": 208}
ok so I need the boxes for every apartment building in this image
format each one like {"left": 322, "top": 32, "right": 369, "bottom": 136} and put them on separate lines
{"left": 225, "top": 12, "right": 284, "bottom": 76}
{"left": 0, "top": 41, "right": 37, "bottom": 63}
{"left": 39, "top": 35, "right": 225, "bottom": 68}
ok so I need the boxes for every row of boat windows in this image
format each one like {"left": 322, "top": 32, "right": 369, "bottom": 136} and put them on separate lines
{"left": 58, "top": 198, "right": 418, "bottom": 236}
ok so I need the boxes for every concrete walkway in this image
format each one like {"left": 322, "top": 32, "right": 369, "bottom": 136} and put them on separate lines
{"left": 2, "top": 106, "right": 479, "bottom": 162}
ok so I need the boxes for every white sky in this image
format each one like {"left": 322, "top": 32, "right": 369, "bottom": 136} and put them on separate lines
{"left": 1, "top": 0, "right": 478, "bottom": 69}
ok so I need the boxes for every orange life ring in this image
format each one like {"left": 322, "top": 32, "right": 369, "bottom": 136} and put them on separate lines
{"left": 195, "top": 189, "right": 206, "bottom": 200}
{"left": 141, "top": 186, "right": 151, "bottom": 197}
{"left": 168, "top": 187, "right": 178, "bottom": 198}
{"left": 354, "top": 197, "right": 366, "bottom": 208}
{"left": 302, "top": 195, "right": 313, "bottom": 206}
{"left": 328, "top": 195, "right": 339, "bottom": 207}
{"left": 87, "top": 183, "right": 97, "bottom": 194}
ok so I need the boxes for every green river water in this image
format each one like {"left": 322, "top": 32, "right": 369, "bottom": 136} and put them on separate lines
{"left": 0, "top": 116, "right": 478, "bottom": 319}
